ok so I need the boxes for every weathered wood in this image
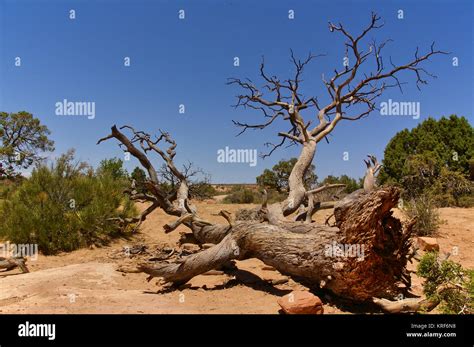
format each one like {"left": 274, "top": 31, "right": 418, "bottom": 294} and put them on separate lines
{"left": 372, "top": 282, "right": 459, "bottom": 313}
{"left": 139, "top": 187, "right": 413, "bottom": 301}
{"left": 0, "top": 257, "right": 29, "bottom": 273}
{"left": 372, "top": 297, "right": 440, "bottom": 313}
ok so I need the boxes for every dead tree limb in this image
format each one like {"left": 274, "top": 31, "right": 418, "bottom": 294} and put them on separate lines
{"left": 294, "top": 183, "right": 346, "bottom": 222}
{"left": 0, "top": 257, "right": 29, "bottom": 273}
{"left": 98, "top": 125, "right": 202, "bottom": 230}
{"left": 372, "top": 283, "right": 461, "bottom": 313}
{"left": 363, "top": 154, "right": 382, "bottom": 191}
{"left": 228, "top": 12, "right": 447, "bottom": 220}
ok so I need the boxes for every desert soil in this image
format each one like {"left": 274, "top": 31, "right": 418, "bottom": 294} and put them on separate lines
{"left": 0, "top": 202, "right": 472, "bottom": 314}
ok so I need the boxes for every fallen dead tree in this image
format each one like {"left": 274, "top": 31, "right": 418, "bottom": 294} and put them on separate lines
{"left": 0, "top": 256, "right": 29, "bottom": 273}
{"left": 98, "top": 13, "right": 445, "bottom": 308}
{"left": 97, "top": 123, "right": 417, "bottom": 302}
{"left": 137, "top": 186, "right": 415, "bottom": 301}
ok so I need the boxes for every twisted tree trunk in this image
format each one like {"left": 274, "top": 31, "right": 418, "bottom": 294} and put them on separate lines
{"left": 140, "top": 186, "right": 414, "bottom": 301}
{"left": 280, "top": 140, "right": 317, "bottom": 216}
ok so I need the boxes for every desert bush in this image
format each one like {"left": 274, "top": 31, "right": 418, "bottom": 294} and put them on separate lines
{"left": 429, "top": 168, "right": 472, "bottom": 207}
{"left": 256, "top": 158, "right": 317, "bottom": 192}
{"left": 233, "top": 189, "right": 286, "bottom": 220}
{"left": 130, "top": 166, "right": 147, "bottom": 194}
{"left": 402, "top": 194, "right": 440, "bottom": 236}
{"left": 381, "top": 115, "right": 473, "bottom": 184}
{"left": 380, "top": 115, "right": 473, "bottom": 207}
{"left": 0, "top": 177, "right": 23, "bottom": 199}
{"left": 399, "top": 154, "right": 472, "bottom": 208}
{"left": 457, "top": 195, "right": 474, "bottom": 208}
{"left": 320, "top": 174, "right": 362, "bottom": 194}
{"left": 189, "top": 182, "right": 217, "bottom": 200}
{"left": 96, "top": 157, "right": 128, "bottom": 180}
{"left": 223, "top": 185, "right": 259, "bottom": 204}
{"left": 0, "top": 150, "right": 136, "bottom": 254}
{"left": 417, "top": 252, "right": 473, "bottom": 314}
{"left": 265, "top": 189, "right": 287, "bottom": 203}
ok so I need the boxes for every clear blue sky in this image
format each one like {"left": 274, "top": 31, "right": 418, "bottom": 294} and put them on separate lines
{"left": 1, "top": 0, "right": 472, "bottom": 183}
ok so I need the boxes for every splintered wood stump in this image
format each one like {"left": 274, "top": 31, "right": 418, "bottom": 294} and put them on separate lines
{"left": 139, "top": 187, "right": 413, "bottom": 301}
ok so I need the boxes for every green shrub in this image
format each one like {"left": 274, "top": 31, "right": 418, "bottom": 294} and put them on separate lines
{"left": 320, "top": 174, "right": 362, "bottom": 194}
{"left": 0, "top": 150, "right": 136, "bottom": 254}
{"left": 429, "top": 168, "right": 472, "bottom": 207}
{"left": 130, "top": 166, "right": 147, "bottom": 194}
{"left": 261, "top": 188, "right": 286, "bottom": 204}
{"left": 457, "top": 194, "right": 474, "bottom": 208}
{"left": 0, "top": 178, "right": 22, "bottom": 199}
{"left": 417, "top": 252, "right": 473, "bottom": 314}
{"left": 223, "top": 185, "right": 259, "bottom": 204}
{"left": 398, "top": 154, "right": 473, "bottom": 208}
{"left": 402, "top": 194, "right": 440, "bottom": 236}
{"left": 189, "top": 182, "right": 217, "bottom": 200}
{"left": 96, "top": 158, "right": 128, "bottom": 179}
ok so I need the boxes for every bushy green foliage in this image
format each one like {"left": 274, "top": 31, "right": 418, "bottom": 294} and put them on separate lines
{"left": 469, "top": 158, "right": 474, "bottom": 180}
{"left": 0, "top": 150, "right": 136, "bottom": 254}
{"left": 402, "top": 194, "right": 440, "bottom": 236}
{"left": 380, "top": 115, "right": 473, "bottom": 183}
{"left": 257, "top": 158, "right": 317, "bottom": 192}
{"left": 223, "top": 185, "right": 285, "bottom": 204}
{"left": 189, "top": 181, "right": 217, "bottom": 200}
{"left": 320, "top": 174, "right": 362, "bottom": 194}
{"left": 265, "top": 189, "right": 287, "bottom": 203}
{"left": 399, "top": 153, "right": 472, "bottom": 233}
{"left": 0, "top": 111, "right": 54, "bottom": 178}
{"left": 0, "top": 178, "right": 23, "bottom": 199}
{"left": 131, "top": 166, "right": 146, "bottom": 181}
{"left": 96, "top": 158, "right": 128, "bottom": 179}
{"left": 398, "top": 154, "right": 473, "bottom": 208}
{"left": 130, "top": 166, "right": 148, "bottom": 194}
{"left": 380, "top": 115, "right": 473, "bottom": 207}
{"left": 457, "top": 195, "right": 474, "bottom": 208}
{"left": 223, "top": 185, "right": 259, "bottom": 204}
{"left": 430, "top": 168, "right": 472, "bottom": 207}
{"left": 417, "top": 252, "right": 473, "bottom": 314}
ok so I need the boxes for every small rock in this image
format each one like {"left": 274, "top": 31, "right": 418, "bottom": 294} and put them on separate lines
{"left": 417, "top": 237, "right": 439, "bottom": 252}
{"left": 202, "top": 243, "right": 215, "bottom": 249}
{"left": 277, "top": 291, "right": 324, "bottom": 314}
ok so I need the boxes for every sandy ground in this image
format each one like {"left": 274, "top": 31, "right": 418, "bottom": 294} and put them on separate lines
{"left": 0, "top": 203, "right": 472, "bottom": 314}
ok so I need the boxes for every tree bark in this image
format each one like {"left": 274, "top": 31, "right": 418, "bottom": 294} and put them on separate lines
{"left": 279, "top": 139, "right": 317, "bottom": 216}
{"left": 0, "top": 257, "right": 29, "bottom": 273}
{"left": 139, "top": 186, "right": 413, "bottom": 301}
